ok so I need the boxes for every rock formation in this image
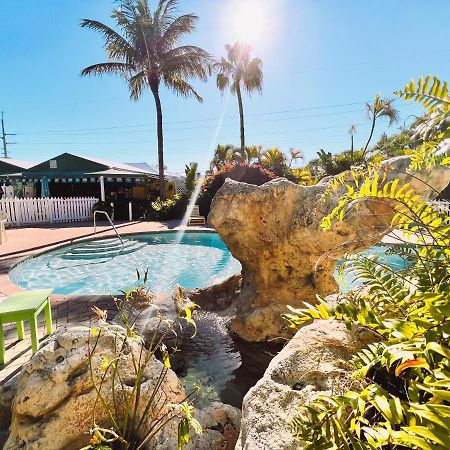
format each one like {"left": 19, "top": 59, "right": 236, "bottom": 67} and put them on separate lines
{"left": 4, "top": 325, "right": 185, "bottom": 450}
{"left": 209, "top": 155, "right": 450, "bottom": 341}
{"left": 3, "top": 325, "right": 242, "bottom": 450}
{"left": 235, "top": 319, "right": 377, "bottom": 449}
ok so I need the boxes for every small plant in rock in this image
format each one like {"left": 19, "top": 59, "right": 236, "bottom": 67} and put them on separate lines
{"left": 80, "top": 275, "right": 200, "bottom": 450}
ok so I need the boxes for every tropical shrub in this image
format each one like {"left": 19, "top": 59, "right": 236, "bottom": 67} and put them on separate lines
{"left": 81, "top": 278, "right": 200, "bottom": 450}
{"left": 284, "top": 76, "right": 450, "bottom": 449}
{"left": 197, "top": 162, "right": 276, "bottom": 216}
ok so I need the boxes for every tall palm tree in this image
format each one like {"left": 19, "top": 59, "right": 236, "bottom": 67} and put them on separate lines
{"left": 215, "top": 42, "right": 263, "bottom": 152}
{"left": 348, "top": 124, "right": 357, "bottom": 163}
{"left": 80, "top": 0, "right": 211, "bottom": 199}
{"left": 362, "top": 95, "right": 399, "bottom": 158}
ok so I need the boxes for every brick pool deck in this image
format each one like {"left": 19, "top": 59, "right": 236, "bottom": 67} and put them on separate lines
{"left": 0, "top": 220, "right": 211, "bottom": 384}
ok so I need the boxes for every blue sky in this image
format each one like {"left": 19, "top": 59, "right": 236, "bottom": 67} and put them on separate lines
{"left": 1, "top": 0, "right": 449, "bottom": 173}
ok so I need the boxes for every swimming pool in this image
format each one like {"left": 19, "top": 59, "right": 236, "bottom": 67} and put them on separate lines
{"left": 9, "top": 232, "right": 242, "bottom": 295}
{"left": 9, "top": 231, "right": 411, "bottom": 295}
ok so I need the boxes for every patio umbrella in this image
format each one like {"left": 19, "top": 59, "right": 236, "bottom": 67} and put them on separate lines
{"left": 40, "top": 176, "right": 50, "bottom": 198}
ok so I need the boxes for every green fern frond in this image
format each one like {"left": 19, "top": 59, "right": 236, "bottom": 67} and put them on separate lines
{"left": 395, "top": 76, "right": 450, "bottom": 112}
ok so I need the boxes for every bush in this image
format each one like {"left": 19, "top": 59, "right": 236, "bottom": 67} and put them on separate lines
{"left": 197, "top": 163, "right": 276, "bottom": 217}
{"left": 140, "top": 193, "right": 188, "bottom": 221}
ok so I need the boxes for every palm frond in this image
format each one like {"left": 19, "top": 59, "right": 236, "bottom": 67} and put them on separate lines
{"left": 81, "top": 62, "right": 134, "bottom": 78}
{"left": 242, "top": 57, "right": 263, "bottom": 94}
{"left": 157, "top": 14, "right": 198, "bottom": 51}
{"left": 80, "top": 19, "right": 137, "bottom": 63}
{"left": 216, "top": 73, "right": 230, "bottom": 91}
{"left": 129, "top": 70, "right": 146, "bottom": 100}
{"left": 163, "top": 75, "right": 202, "bottom": 102}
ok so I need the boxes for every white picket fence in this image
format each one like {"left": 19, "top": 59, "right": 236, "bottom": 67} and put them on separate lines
{"left": 0, "top": 197, "right": 98, "bottom": 226}
{"left": 432, "top": 200, "right": 450, "bottom": 216}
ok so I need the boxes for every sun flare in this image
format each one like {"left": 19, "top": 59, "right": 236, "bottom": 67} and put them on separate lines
{"left": 231, "top": 0, "right": 269, "bottom": 46}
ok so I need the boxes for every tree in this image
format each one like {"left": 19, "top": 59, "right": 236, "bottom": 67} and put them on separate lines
{"left": 210, "top": 144, "right": 235, "bottom": 171}
{"left": 348, "top": 124, "right": 357, "bottom": 163}
{"left": 261, "top": 147, "right": 288, "bottom": 176}
{"left": 215, "top": 42, "right": 263, "bottom": 151}
{"left": 288, "top": 148, "right": 304, "bottom": 168}
{"left": 80, "top": 0, "right": 211, "bottom": 199}
{"left": 362, "top": 94, "right": 399, "bottom": 158}
{"left": 184, "top": 162, "right": 198, "bottom": 196}
{"left": 232, "top": 145, "right": 263, "bottom": 164}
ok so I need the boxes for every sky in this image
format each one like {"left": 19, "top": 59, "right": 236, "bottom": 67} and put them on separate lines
{"left": 1, "top": 0, "right": 449, "bottom": 173}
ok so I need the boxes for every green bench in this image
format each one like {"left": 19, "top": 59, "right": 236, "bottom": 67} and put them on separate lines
{"left": 0, "top": 289, "right": 53, "bottom": 365}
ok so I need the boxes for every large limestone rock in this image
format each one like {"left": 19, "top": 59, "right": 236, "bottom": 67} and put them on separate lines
{"left": 235, "top": 320, "right": 377, "bottom": 449}
{"left": 209, "top": 156, "right": 450, "bottom": 341}
{"left": 4, "top": 325, "right": 185, "bottom": 450}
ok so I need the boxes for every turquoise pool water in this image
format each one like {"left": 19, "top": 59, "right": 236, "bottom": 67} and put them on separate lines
{"left": 9, "top": 232, "right": 410, "bottom": 296}
{"left": 9, "top": 232, "right": 242, "bottom": 295}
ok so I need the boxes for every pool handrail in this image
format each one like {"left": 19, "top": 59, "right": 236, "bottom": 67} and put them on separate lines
{"left": 93, "top": 210, "right": 124, "bottom": 245}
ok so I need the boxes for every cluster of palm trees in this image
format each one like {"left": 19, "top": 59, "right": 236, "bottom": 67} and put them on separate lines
{"left": 210, "top": 144, "right": 304, "bottom": 177}
{"left": 81, "top": 0, "right": 263, "bottom": 199}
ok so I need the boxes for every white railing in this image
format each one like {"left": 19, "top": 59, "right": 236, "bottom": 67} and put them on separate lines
{"left": 0, "top": 197, "right": 98, "bottom": 226}
{"left": 432, "top": 200, "right": 450, "bottom": 216}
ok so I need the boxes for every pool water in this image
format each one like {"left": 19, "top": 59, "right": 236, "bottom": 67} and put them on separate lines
{"left": 10, "top": 232, "right": 411, "bottom": 296}
{"left": 9, "top": 232, "right": 242, "bottom": 295}
{"left": 174, "top": 311, "right": 281, "bottom": 409}
{"left": 335, "top": 244, "right": 412, "bottom": 292}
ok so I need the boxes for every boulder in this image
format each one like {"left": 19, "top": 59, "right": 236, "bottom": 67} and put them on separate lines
{"left": 0, "top": 374, "right": 19, "bottom": 431}
{"left": 235, "top": 320, "right": 377, "bottom": 449}
{"left": 153, "top": 401, "right": 241, "bottom": 450}
{"left": 209, "top": 155, "right": 450, "bottom": 341}
{"left": 185, "top": 402, "right": 241, "bottom": 450}
{"left": 4, "top": 325, "right": 185, "bottom": 450}
{"left": 188, "top": 274, "right": 242, "bottom": 312}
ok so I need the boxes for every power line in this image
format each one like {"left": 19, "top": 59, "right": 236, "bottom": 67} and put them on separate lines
{"left": 13, "top": 101, "right": 374, "bottom": 135}
{"left": 14, "top": 122, "right": 370, "bottom": 146}
{"left": 13, "top": 102, "right": 415, "bottom": 139}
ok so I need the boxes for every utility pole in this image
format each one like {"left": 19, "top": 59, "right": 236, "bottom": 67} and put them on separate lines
{"left": 1, "top": 112, "right": 16, "bottom": 158}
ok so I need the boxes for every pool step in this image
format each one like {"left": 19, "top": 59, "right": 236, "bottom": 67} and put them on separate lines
{"left": 60, "top": 239, "right": 146, "bottom": 260}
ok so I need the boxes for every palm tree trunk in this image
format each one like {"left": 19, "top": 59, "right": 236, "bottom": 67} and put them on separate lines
{"left": 152, "top": 88, "right": 165, "bottom": 200}
{"left": 350, "top": 134, "right": 354, "bottom": 164}
{"left": 362, "top": 116, "right": 376, "bottom": 159}
{"left": 236, "top": 83, "right": 245, "bottom": 152}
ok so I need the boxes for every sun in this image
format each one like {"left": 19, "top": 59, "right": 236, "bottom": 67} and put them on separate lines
{"left": 231, "top": 0, "right": 269, "bottom": 46}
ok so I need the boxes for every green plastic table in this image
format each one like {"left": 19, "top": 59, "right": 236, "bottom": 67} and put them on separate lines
{"left": 0, "top": 289, "right": 53, "bottom": 365}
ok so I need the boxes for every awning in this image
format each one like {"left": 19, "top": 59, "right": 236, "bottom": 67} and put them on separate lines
{"left": 87, "top": 169, "right": 160, "bottom": 178}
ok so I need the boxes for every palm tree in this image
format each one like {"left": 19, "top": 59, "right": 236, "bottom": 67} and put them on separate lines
{"left": 231, "top": 144, "right": 262, "bottom": 164}
{"left": 210, "top": 144, "right": 235, "bottom": 171}
{"left": 215, "top": 42, "right": 263, "bottom": 152}
{"left": 288, "top": 148, "right": 304, "bottom": 168}
{"left": 80, "top": 0, "right": 211, "bottom": 199}
{"left": 261, "top": 148, "right": 288, "bottom": 176}
{"left": 362, "top": 95, "right": 399, "bottom": 158}
{"left": 245, "top": 145, "right": 263, "bottom": 164}
{"left": 348, "top": 124, "right": 357, "bottom": 163}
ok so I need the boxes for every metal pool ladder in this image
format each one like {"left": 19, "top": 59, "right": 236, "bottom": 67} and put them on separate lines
{"left": 93, "top": 210, "right": 124, "bottom": 245}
